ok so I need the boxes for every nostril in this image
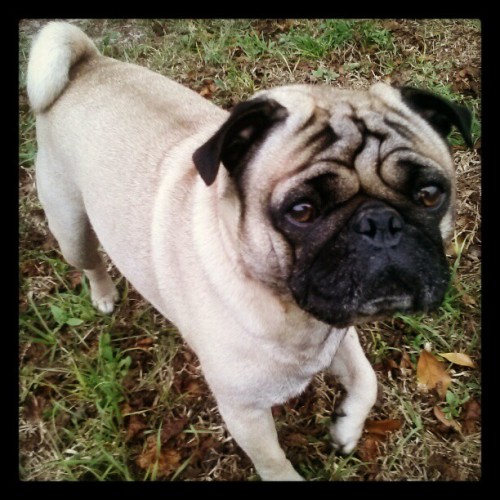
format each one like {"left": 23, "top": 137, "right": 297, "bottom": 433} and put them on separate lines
{"left": 389, "top": 215, "right": 403, "bottom": 235}
{"left": 357, "top": 217, "right": 377, "bottom": 238}
{"left": 351, "top": 204, "right": 405, "bottom": 248}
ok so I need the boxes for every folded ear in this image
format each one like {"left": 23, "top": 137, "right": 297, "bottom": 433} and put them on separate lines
{"left": 193, "top": 98, "right": 288, "bottom": 186}
{"left": 400, "top": 87, "right": 473, "bottom": 147}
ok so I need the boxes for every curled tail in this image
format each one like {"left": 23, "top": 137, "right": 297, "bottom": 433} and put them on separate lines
{"left": 27, "top": 22, "right": 99, "bottom": 113}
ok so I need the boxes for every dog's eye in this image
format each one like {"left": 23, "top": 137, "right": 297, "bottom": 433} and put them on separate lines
{"left": 287, "top": 201, "right": 318, "bottom": 225}
{"left": 415, "top": 185, "right": 444, "bottom": 209}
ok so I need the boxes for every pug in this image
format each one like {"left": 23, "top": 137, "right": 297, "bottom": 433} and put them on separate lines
{"left": 26, "top": 22, "right": 472, "bottom": 480}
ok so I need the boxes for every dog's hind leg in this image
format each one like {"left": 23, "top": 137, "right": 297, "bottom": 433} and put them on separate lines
{"left": 35, "top": 150, "right": 119, "bottom": 314}
{"left": 328, "top": 327, "right": 378, "bottom": 454}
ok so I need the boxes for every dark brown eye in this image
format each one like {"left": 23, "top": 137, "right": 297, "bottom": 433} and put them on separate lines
{"left": 415, "top": 185, "right": 444, "bottom": 209}
{"left": 287, "top": 202, "right": 318, "bottom": 224}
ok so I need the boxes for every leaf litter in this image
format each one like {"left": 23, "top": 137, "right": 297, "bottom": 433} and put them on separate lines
{"left": 416, "top": 350, "right": 452, "bottom": 399}
{"left": 433, "top": 406, "right": 461, "bottom": 433}
{"left": 439, "top": 352, "right": 475, "bottom": 368}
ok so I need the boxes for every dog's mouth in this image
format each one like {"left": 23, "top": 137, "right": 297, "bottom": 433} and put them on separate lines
{"left": 291, "top": 276, "right": 447, "bottom": 327}
{"left": 291, "top": 273, "right": 446, "bottom": 327}
{"left": 358, "top": 294, "right": 413, "bottom": 316}
{"left": 288, "top": 245, "right": 450, "bottom": 328}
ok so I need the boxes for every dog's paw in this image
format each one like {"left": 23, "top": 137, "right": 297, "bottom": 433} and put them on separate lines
{"left": 330, "top": 412, "right": 363, "bottom": 455}
{"left": 91, "top": 286, "right": 119, "bottom": 314}
{"left": 258, "top": 461, "right": 305, "bottom": 481}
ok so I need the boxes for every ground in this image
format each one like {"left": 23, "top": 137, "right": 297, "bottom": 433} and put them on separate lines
{"left": 19, "top": 19, "right": 481, "bottom": 481}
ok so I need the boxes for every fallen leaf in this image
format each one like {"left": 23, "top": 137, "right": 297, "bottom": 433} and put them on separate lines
{"left": 433, "top": 406, "right": 461, "bottom": 432}
{"left": 458, "top": 65, "right": 480, "bottom": 79}
{"left": 67, "top": 270, "right": 82, "bottom": 289}
{"left": 400, "top": 351, "right": 413, "bottom": 370}
{"left": 439, "top": 352, "right": 475, "bottom": 368}
{"left": 41, "top": 232, "right": 58, "bottom": 251}
{"left": 357, "top": 435, "right": 381, "bottom": 462}
{"left": 199, "top": 82, "right": 217, "bottom": 98}
{"left": 161, "top": 416, "right": 187, "bottom": 444}
{"left": 183, "top": 350, "right": 194, "bottom": 363}
{"left": 385, "top": 358, "right": 399, "bottom": 370}
{"left": 136, "top": 337, "right": 155, "bottom": 348}
{"left": 365, "top": 419, "right": 402, "bottom": 437}
{"left": 428, "top": 453, "right": 464, "bottom": 480}
{"left": 284, "top": 432, "right": 309, "bottom": 447}
{"left": 381, "top": 20, "right": 402, "bottom": 31}
{"left": 199, "top": 86, "right": 211, "bottom": 97}
{"left": 462, "top": 399, "right": 481, "bottom": 435}
{"left": 461, "top": 293, "right": 478, "bottom": 307}
{"left": 136, "top": 440, "right": 182, "bottom": 478}
{"left": 417, "top": 350, "right": 452, "bottom": 399}
{"left": 185, "top": 380, "right": 204, "bottom": 397}
{"left": 125, "top": 414, "right": 147, "bottom": 441}
{"left": 121, "top": 403, "right": 133, "bottom": 415}
{"left": 192, "top": 436, "right": 220, "bottom": 461}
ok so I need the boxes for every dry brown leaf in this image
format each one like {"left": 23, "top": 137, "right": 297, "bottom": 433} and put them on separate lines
{"left": 121, "top": 403, "right": 133, "bottom": 415}
{"left": 400, "top": 351, "right": 413, "bottom": 369}
{"left": 185, "top": 380, "right": 204, "bottom": 397}
{"left": 161, "top": 416, "right": 187, "bottom": 444}
{"left": 199, "top": 82, "right": 217, "bottom": 98}
{"left": 462, "top": 399, "right": 481, "bottom": 435}
{"left": 41, "top": 232, "right": 58, "bottom": 251}
{"left": 199, "top": 87, "right": 211, "bottom": 97}
{"left": 461, "top": 294, "right": 478, "bottom": 307}
{"left": 365, "top": 419, "right": 402, "bottom": 437}
{"left": 67, "top": 270, "right": 82, "bottom": 289}
{"left": 284, "top": 432, "right": 309, "bottom": 447}
{"left": 157, "top": 449, "right": 182, "bottom": 476}
{"left": 385, "top": 358, "right": 399, "bottom": 370}
{"left": 417, "top": 350, "right": 452, "bottom": 399}
{"left": 357, "top": 435, "right": 381, "bottom": 462}
{"left": 136, "top": 337, "right": 155, "bottom": 348}
{"left": 136, "top": 442, "right": 182, "bottom": 478}
{"left": 381, "top": 21, "right": 402, "bottom": 32}
{"left": 439, "top": 352, "right": 476, "bottom": 368}
{"left": 433, "top": 406, "right": 462, "bottom": 432}
{"left": 125, "top": 414, "right": 147, "bottom": 441}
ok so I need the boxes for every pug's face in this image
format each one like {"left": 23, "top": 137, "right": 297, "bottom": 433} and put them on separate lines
{"left": 193, "top": 83, "right": 472, "bottom": 327}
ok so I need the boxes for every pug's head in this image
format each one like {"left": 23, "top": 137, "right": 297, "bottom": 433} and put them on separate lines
{"left": 193, "top": 83, "right": 472, "bottom": 327}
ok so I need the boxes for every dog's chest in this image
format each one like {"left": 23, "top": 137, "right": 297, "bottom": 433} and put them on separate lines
{"left": 251, "top": 326, "right": 347, "bottom": 404}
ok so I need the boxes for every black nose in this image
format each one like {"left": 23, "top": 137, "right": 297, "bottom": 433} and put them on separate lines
{"left": 351, "top": 204, "right": 404, "bottom": 248}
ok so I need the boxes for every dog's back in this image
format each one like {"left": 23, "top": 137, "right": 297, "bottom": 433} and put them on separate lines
{"left": 27, "top": 22, "right": 226, "bottom": 311}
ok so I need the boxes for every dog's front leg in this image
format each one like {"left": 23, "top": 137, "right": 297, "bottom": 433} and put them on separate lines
{"left": 329, "top": 326, "right": 378, "bottom": 454}
{"left": 217, "top": 403, "right": 303, "bottom": 481}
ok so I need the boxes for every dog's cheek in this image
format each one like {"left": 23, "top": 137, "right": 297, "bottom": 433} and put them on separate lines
{"left": 238, "top": 217, "right": 295, "bottom": 293}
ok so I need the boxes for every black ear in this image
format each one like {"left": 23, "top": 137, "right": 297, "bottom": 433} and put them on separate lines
{"left": 193, "top": 98, "right": 288, "bottom": 186}
{"left": 400, "top": 87, "right": 473, "bottom": 147}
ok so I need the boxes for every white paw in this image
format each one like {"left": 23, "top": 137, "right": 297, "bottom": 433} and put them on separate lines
{"left": 91, "top": 286, "right": 119, "bottom": 314}
{"left": 330, "top": 413, "right": 364, "bottom": 455}
{"left": 258, "top": 460, "right": 304, "bottom": 481}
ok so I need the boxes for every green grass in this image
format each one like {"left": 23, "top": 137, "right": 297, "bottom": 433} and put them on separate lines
{"left": 19, "top": 19, "right": 481, "bottom": 481}
{"left": 19, "top": 266, "right": 133, "bottom": 480}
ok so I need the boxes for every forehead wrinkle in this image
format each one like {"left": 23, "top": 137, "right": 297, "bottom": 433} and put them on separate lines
{"left": 369, "top": 85, "right": 455, "bottom": 171}
{"left": 355, "top": 104, "right": 454, "bottom": 179}
{"left": 270, "top": 161, "right": 355, "bottom": 208}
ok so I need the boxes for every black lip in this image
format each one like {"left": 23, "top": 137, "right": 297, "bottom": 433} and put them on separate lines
{"left": 358, "top": 295, "right": 413, "bottom": 316}
{"left": 289, "top": 262, "right": 449, "bottom": 327}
